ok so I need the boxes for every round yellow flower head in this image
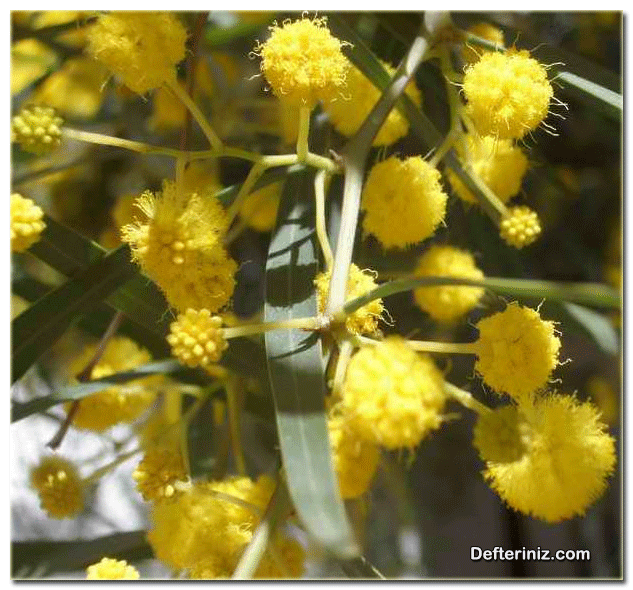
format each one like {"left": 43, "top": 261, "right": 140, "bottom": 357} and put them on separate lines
{"left": 482, "top": 394, "right": 616, "bottom": 522}
{"left": 86, "top": 11, "right": 187, "bottom": 95}
{"left": 11, "top": 193, "right": 46, "bottom": 252}
{"left": 463, "top": 49, "right": 553, "bottom": 140}
{"left": 11, "top": 105, "right": 63, "bottom": 155}
{"left": 239, "top": 182, "right": 282, "bottom": 232}
{"left": 30, "top": 456, "right": 83, "bottom": 519}
{"left": 324, "top": 60, "right": 422, "bottom": 146}
{"left": 474, "top": 302, "right": 561, "bottom": 402}
{"left": 315, "top": 264, "right": 383, "bottom": 336}
{"left": 86, "top": 557, "right": 140, "bottom": 580}
{"left": 167, "top": 308, "right": 228, "bottom": 368}
{"left": 132, "top": 447, "right": 188, "bottom": 502}
{"left": 361, "top": 156, "right": 448, "bottom": 249}
{"left": 148, "top": 474, "right": 302, "bottom": 577}
{"left": 413, "top": 245, "right": 484, "bottom": 323}
{"left": 500, "top": 205, "right": 541, "bottom": 248}
{"left": 446, "top": 134, "right": 528, "bottom": 205}
{"left": 328, "top": 413, "right": 379, "bottom": 499}
{"left": 461, "top": 22, "right": 505, "bottom": 66}
{"left": 121, "top": 181, "right": 237, "bottom": 313}
{"left": 473, "top": 404, "right": 528, "bottom": 464}
{"left": 67, "top": 336, "right": 160, "bottom": 431}
{"left": 256, "top": 16, "right": 350, "bottom": 107}
{"left": 342, "top": 337, "right": 447, "bottom": 449}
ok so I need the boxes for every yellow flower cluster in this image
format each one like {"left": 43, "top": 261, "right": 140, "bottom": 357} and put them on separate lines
{"left": 474, "top": 303, "right": 561, "bottom": 402}
{"left": 86, "top": 557, "right": 140, "bottom": 580}
{"left": 239, "top": 182, "right": 283, "bottom": 232}
{"left": 361, "top": 156, "right": 447, "bottom": 249}
{"left": 132, "top": 447, "right": 188, "bottom": 502}
{"left": 447, "top": 134, "right": 528, "bottom": 205}
{"left": 11, "top": 105, "right": 63, "bottom": 154}
{"left": 67, "top": 336, "right": 160, "bottom": 431}
{"left": 87, "top": 11, "right": 187, "bottom": 95}
{"left": 315, "top": 264, "right": 383, "bottom": 336}
{"left": 122, "top": 181, "right": 237, "bottom": 313}
{"left": 167, "top": 308, "right": 228, "bottom": 368}
{"left": 474, "top": 395, "right": 616, "bottom": 522}
{"left": 257, "top": 16, "right": 350, "bottom": 107}
{"left": 500, "top": 205, "right": 542, "bottom": 248}
{"left": 11, "top": 193, "right": 46, "bottom": 252}
{"left": 30, "top": 456, "right": 83, "bottom": 519}
{"left": 324, "top": 60, "right": 422, "bottom": 146}
{"left": 413, "top": 245, "right": 484, "bottom": 323}
{"left": 147, "top": 475, "right": 304, "bottom": 578}
{"left": 463, "top": 49, "right": 553, "bottom": 140}
{"left": 328, "top": 413, "right": 380, "bottom": 499}
{"left": 342, "top": 337, "right": 447, "bottom": 449}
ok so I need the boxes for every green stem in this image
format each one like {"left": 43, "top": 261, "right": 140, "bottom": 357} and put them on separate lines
{"left": 342, "top": 275, "right": 621, "bottom": 317}
{"left": 222, "top": 317, "right": 318, "bottom": 339}
{"left": 296, "top": 106, "right": 311, "bottom": 162}
{"left": 444, "top": 381, "right": 492, "bottom": 415}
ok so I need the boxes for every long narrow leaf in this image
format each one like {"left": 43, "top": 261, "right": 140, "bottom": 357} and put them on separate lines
{"left": 11, "top": 245, "right": 136, "bottom": 383}
{"left": 264, "top": 172, "right": 359, "bottom": 559}
{"left": 557, "top": 70, "right": 622, "bottom": 121}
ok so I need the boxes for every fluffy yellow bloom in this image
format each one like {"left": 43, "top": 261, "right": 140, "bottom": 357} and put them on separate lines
{"left": 324, "top": 60, "right": 422, "bottom": 146}
{"left": 342, "top": 337, "right": 447, "bottom": 449}
{"left": 11, "top": 105, "right": 63, "bottom": 155}
{"left": 474, "top": 303, "right": 561, "bottom": 402}
{"left": 239, "top": 182, "right": 282, "bottom": 232}
{"left": 463, "top": 49, "right": 553, "bottom": 140}
{"left": 32, "top": 57, "right": 108, "bottom": 119}
{"left": 461, "top": 22, "right": 505, "bottom": 66}
{"left": 67, "top": 336, "right": 160, "bottom": 431}
{"left": 11, "top": 193, "right": 46, "bottom": 252}
{"left": 167, "top": 308, "right": 228, "bottom": 368}
{"left": 480, "top": 395, "right": 616, "bottom": 522}
{"left": 500, "top": 205, "right": 542, "bottom": 248}
{"left": 11, "top": 39, "right": 57, "bottom": 95}
{"left": 87, "top": 11, "right": 187, "bottom": 95}
{"left": 361, "top": 156, "right": 447, "bottom": 249}
{"left": 256, "top": 16, "right": 350, "bottom": 107}
{"left": 121, "top": 181, "right": 237, "bottom": 313}
{"left": 329, "top": 414, "right": 379, "bottom": 499}
{"left": 148, "top": 475, "right": 303, "bottom": 578}
{"left": 446, "top": 134, "right": 528, "bottom": 205}
{"left": 413, "top": 245, "right": 484, "bottom": 323}
{"left": 315, "top": 264, "right": 383, "bottom": 336}
{"left": 133, "top": 447, "right": 187, "bottom": 502}
{"left": 86, "top": 557, "right": 140, "bottom": 580}
{"left": 30, "top": 456, "right": 83, "bottom": 519}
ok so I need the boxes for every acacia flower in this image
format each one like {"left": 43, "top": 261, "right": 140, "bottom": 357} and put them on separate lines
{"left": 167, "top": 308, "right": 228, "bottom": 368}
{"left": 11, "top": 193, "right": 46, "bottom": 252}
{"left": 11, "top": 105, "right": 63, "bottom": 155}
{"left": 500, "top": 205, "right": 542, "bottom": 248}
{"left": 86, "top": 557, "right": 140, "bottom": 580}
{"left": 30, "top": 456, "right": 83, "bottom": 519}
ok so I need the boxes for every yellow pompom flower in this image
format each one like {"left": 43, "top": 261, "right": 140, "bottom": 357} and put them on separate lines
{"left": 239, "top": 182, "right": 282, "bottom": 232}
{"left": 324, "top": 60, "right": 422, "bottom": 146}
{"left": 500, "top": 205, "right": 541, "bottom": 248}
{"left": 147, "top": 475, "right": 303, "bottom": 578}
{"left": 11, "top": 105, "right": 63, "bottom": 155}
{"left": 30, "top": 456, "right": 83, "bottom": 519}
{"left": 86, "top": 11, "right": 187, "bottom": 95}
{"left": 463, "top": 49, "right": 553, "bottom": 140}
{"left": 132, "top": 447, "right": 188, "bottom": 502}
{"left": 86, "top": 557, "right": 140, "bottom": 580}
{"left": 342, "top": 337, "right": 447, "bottom": 449}
{"left": 11, "top": 193, "right": 46, "bottom": 252}
{"left": 361, "top": 156, "right": 447, "bottom": 250}
{"left": 314, "top": 264, "right": 383, "bottom": 336}
{"left": 328, "top": 414, "right": 379, "bottom": 499}
{"left": 461, "top": 22, "right": 505, "bottom": 66}
{"left": 167, "top": 308, "right": 228, "bottom": 368}
{"left": 121, "top": 181, "right": 237, "bottom": 313}
{"left": 413, "top": 245, "right": 484, "bottom": 323}
{"left": 480, "top": 395, "right": 616, "bottom": 522}
{"left": 474, "top": 302, "right": 561, "bottom": 402}
{"left": 256, "top": 16, "right": 350, "bottom": 107}
{"left": 67, "top": 336, "right": 161, "bottom": 432}
{"left": 446, "top": 134, "right": 528, "bottom": 205}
